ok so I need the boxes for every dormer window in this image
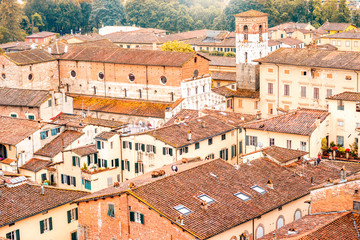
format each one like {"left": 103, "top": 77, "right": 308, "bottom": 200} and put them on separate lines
{"left": 198, "top": 194, "right": 215, "bottom": 204}
{"left": 251, "top": 185, "right": 266, "bottom": 194}
{"left": 234, "top": 192, "right": 250, "bottom": 201}
{"left": 174, "top": 205, "right": 191, "bottom": 215}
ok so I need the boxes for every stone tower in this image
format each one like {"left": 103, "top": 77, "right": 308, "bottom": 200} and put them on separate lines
{"left": 235, "top": 10, "right": 269, "bottom": 90}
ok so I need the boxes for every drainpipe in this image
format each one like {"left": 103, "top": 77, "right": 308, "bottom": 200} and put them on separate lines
{"left": 308, "top": 136, "right": 311, "bottom": 158}
{"left": 252, "top": 218, "right": 255, "bottom": 240}
{"left": 120, "top": 135, "right": 123, "bottom": 182}
{"left": 236, "top": 127, "right": 239, "bottom": 165}
{"left": 103, "top": 63, "right": 106, "bottom": 97}
{"left": 275, "top": 64, "right": 280, "bottom": 114}
{"left": 146, "top": 66, "right": 149, "bottom": 101}
{"left": 355, "top": 71, "right": 359, "bottom": 92}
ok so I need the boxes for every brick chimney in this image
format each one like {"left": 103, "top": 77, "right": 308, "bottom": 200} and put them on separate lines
{"left": 353, "top": 189, "right": 360, "bottom": 212}
{"left": 187, "top": 130, "right": 191, "bottom": 141}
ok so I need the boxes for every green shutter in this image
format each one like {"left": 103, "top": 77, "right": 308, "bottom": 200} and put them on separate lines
{"left": 153, "top": 146, "right": 156, "bottom": 154}
{"left": 107, "top": 205, "right": 111, "bottom": 216}
{"left": 115, "top": 159, "right": 119, "bottom": 167}
{"left": 72, "top": 156, "right": 76, "bottom": 166}
{"left": 185, "top": 147, "right": 188, "bottom": 153}
{"left": 135, "top": 143, "right": 138, "bottom": 151}
{"left": 98, "top": 159, "right": 101, "bottom": 168}
{"left": 254, "top": 137, "right": 258, "bottom": 147}
{"left": 97, "top": 141, "right": 101, "bottom": 149}
{"left": 140, "top": 213, "right": 144, "bottom": 224}
{"left": 6, "top": 233, "right": 11, "bottom": 239}
{"left": 239, "top": 141, "right": 243, "bottom": 154}
{"left": 169, "top": 148, "right": 173, "bottom": 156}
{"left": 163, "top": 147, "right": 166, "bottom": 155}
{"left": 141, "top": 144, "right": 145, "bottom": 152}
{"left": 123, "top": 141, "right": 126, "bottom": 148}
{"left": 220, "top": 150, "right": 223, "bottom": 159}
{"left": 16, "top": 229, "right": 20, "bottom": 240}
{"left": 231, "top": 146, "right": 234, "bottom": 158}
{"left": 225, "top": 148, "right": 228, "bottom": 160}
{"left": 71, "top": 232, "right": 77, "bottom": 240}
{"left": 87, "top": 155, "right": 91, "bottom": 166}
{"left": 127, "top": 161, "right": 130, "bottom": 171}
{"left": 246, "top": 136, "right": 249, "bottom": 146}
{"left": 135, "top": 163, "right": 139, "bottom": 173}
{"left": 40, "top": 220, "right": 44, "bottom": 234}
{"left": 49, "top": 217, "right": 53, "bottom": 230}
{"left": 121, "top": 160, "right": 125, "bottom": 170}
{"left": 129, "top": 142, "right": 132, "bottom": 150}
{"left": 130, "top": 211, "right": 135, "bottom": 222}
{"left": 94, "top": 154, "right": 98, "bottom": 164}
{"left": 75, "top": 208, "right": 78, "bottom": 220}
{"left": 234, "top": 144, "right": 237, "bottom": 156}
{"left": 104, "top": 160, "right": 108, "bottom": 168}
{"left": 67, "top": 210, "right": 71, "bottom": 223}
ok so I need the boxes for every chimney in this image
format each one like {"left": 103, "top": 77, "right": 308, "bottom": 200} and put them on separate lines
{"left": 41, "top": 185, "right": 45, "bottom": 196}
{"left": 48, "top": 47, "right": 52, "bottom": 54}
{"left": 129, "top": 182, "right": 135, "bottom": 189}
{"left": 201, "top": 121, "right": 206, "bottom": 128}
{"left": 288, "top": 228, "right": 298, "bottom": 235}
{"left": 176, "top": 214, "right": 184, "bottom": 225}
{"left": 326, "top": 178, "right": 333, "bottom": 185}
{"left": 187, "top": 130, "right": 191, "bottom": 141}
{"left": 64, "top": 45, "right": 68, "bottom": 53}
{"left": 353, "top": 190, "right": 360, "bottom": 212}
{"left": 200, "top": 200, "right": 208, "bottom": 210}
{"left": 340, "top": 167, "right": 347, "bottom": 182}
{"left": 267, "top": 179, "right": 274, "bottom": 189}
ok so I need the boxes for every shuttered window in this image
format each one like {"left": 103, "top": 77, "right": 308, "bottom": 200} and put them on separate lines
{"left": 129, "top": 211, "right": 144, "bottom": 224}
{"left": 107, "top": 204, "right": 115, "bottom": 217}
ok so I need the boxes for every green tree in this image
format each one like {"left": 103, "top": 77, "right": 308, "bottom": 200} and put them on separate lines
{"left": 264, "top": 0, "right": 279, "bottom": 27}
{"left": 0, "top": 0, "right": 24, "bottom": 42}
{"left": 321, "top": 0, "right": 338, "bottom": 23}
{"left": 161, "top": 40, "right": 194, "bottom": 52}
{"left": 338, "top": 0, "right": 351, "bottom": 22}
{"left": 90, "top": 0, "right": 126, "bottom": 27}
{"left": 31, "top": 13, "right": 44, "bottom": 34}
{"left": 312, "top": 0, "right": 323, "bottom": 28}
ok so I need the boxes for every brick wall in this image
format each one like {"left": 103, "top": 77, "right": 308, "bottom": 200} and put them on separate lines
{"left": 310, "top": 179, "right": 360, "bottom": 214}
{"left": 0, "top": 106, "right": 40, "bottom": 119}
{"left": 77, "top": 193, "right": 195, "bottom": 240}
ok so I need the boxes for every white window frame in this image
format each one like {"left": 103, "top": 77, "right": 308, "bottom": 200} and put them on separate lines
{"left": 174, "top": 205, "right": 192, "bottom": 215}
{"left": 300, "top": 141, "right": 307, "bottom": 151}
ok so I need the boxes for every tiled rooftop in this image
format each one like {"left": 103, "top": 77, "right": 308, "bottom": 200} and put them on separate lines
{"left": 35, "top": 130, "right": 84, "bottom": 158}
{"left": 164, "top": 109, "right": 200, "bottom": 126}
{"left": 0, "top": 88, "right": 50, "bottom": 107}
{"left": 200, "top": 53, "right": 236, "bottom": 67}
{"left": 212, "top": 86, "right": 260, "bottom": 98}
{"left": 326, "top": 91, "right": 360, "bottom": 102}
{"left": 25, "top": 31, "right": 56, "bottom": 38}
{"left": 69, "top": 145, "right": 97, "bottom": 157}
{"left": 277, "top": 37, "right": 304, "bottom": 46}
{"left": 212, "top": 72, "right": 236, "bottom": 81}
{"left": 0, "top": 116, "right": 45, "bottom": 145}
{"left": 323, "top": 30, "right": 360, "bottom": 39}
{"left": 95, "top": 131, "right": 117, "bottom": 140}
{"left": 243, "top": 108, "right": 329, "bottom": 136}
{"left": 0, "top": 183, "right": 88, "bottom": 227}
{"left": 19, "top": 158, "right": 51, "bottom": 172}
{"left": 4, "top": 49, "right": 55, "bottom": 65}
{"left": 260, "top": 211, "right": 360, "bottom": 239}
{"left": 269, "top": 22, "right": 311, "bottom": 31}
{"left": 255, "top": 48, "right": 360, "bottom": 71}
{"left": 319, "top": 22, "right": 355, "bottom": 31}
{"left": 70, "top": 94, "right": 177, "bottom": 119}
{"left": 234, "top": 10, "right": 269, "bottom": 17}
{"left": 261, "top": 146, "right": 308, "bottom": 164}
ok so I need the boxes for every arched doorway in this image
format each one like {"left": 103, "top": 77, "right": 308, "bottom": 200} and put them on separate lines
{"left": 0, "top": 144, "right": 7, "bottom": 160}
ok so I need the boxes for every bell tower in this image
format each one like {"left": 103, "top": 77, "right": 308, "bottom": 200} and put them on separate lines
{"left": 235, "top": 10, "right": 268, "bottom": 90}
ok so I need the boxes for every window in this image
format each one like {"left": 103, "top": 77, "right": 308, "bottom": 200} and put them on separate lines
{"left": 327, "top": 73, "right": 333, "bottom": 79}
{"left": 284, "top": 69, "right": 290, "bottom": 74}
{"left": 174, "top": 205, "right": 191, "bottom": 215}
{"left": 28, "top": 73, "right": 33, "bottom": 80}
{"left": 231, "top": 145, "right": 237, "bottom": 158}
{"left": 269, "top": 138, "right": 275, "bottom": 146}
{"left": 337, "top": 40, "right": 341, "bottom": 46}
{"left": 96, "top": 141, "right": 103, "bottom": 150}
{"left": 255, "top": 101, "right": 259, "bottom": 110}
{"left": 193, "top": 69, "right": 199, "bottom": 77}
{"left": 198, "top": 194, "right": 215, "bottom": 204}
{"left": 51, "top": 127, "right": 61, "bottom": 136}
{"left": 268, "top": 68, "right": 274, "bottom": 73}
{"left": 287, "top": 140, "right": 292, "bottom": 149}
{"left": 40, "top": 217, "right": 53, "bottom": 234}
{"left": 146, "top": 144, "right": 156, "bottom": 153}
{"left": 1, "top": 73, "right": 5, "bottom": 79}
{"left": 135, "top": 162, "right": 144, "bottom": 173}
{"left": 234, "top": 192, "right": 250, "bottom": 201}
{"left": 98, "top": 72, "right": 104, "bottom": 80}
{"left": 67, "top": 208, "right": 78, "bottom": 223}
{"left": 135, "top": 143, "right": 145, "bottom": 152}
{"left": 206, "top": 153, "right": 215, "bottom": 159}
{"left": 294, "top": 209, "right": 302, "bottom": 221}
{"left": 346, "top": 40, "right": 350, "bottom": 47}
{"left": 160, "top": 76, "right": 167, "bottom": 84}
{"left": 84, "top": 179, "right": 91, "bottom": 190}
{"left": 337, "top": 100, "right": 344, "bottom": 110}
{"left": 220, "top": 148, "right": 228, "bottom": 160}
{"left": 245, "top": 52, "right": 248, "bottom": 62}
{"left": 355, "top": 41, "right": 359, "bottom": 47}
{"left": 276, "top": 216, "right": 285, "bottom": 229}
{"left": 345, "top": 75, "right": 352, "bottom": 80}
{"left": 107, "top": 204, "right": 115, "bottom": 217}
{"left": 72, "top": 156, "right": 80, "bottom": 167}
{"left": 256, "top": 225, "right": 264, "bottom": 239}
{"left": 162, "top": 147, "right": 173, "bottom": 156}
{"left": 251, "top": 185, "right": 266, "bottom": 194}
{"left": 337, "top": 120, "right": 344, "bottom": 127}
{"left": 313, "top": 87, "right": 319, "bottom": 99}
{"left": 40, "top": 130, "right": 49, "bottom": 140}
{"left": 130, "top": 211, "right": 144, "bottom": 224}
{"left": 246, "top": 136, "right": 258, "bottom": 146}
{"left": 61, "top": 174, "right": 76, "bottom": 186}
{"left": 71, "top": 70, "right": 76, "bottom": 78}
{"left": 268, "top": 103, "right": 273, "bottom": 115}
{"left": 300, "top": 141, "right": 307, "bottom": 151}
{"left": 332, "top": 40, "right": 336, "bottom": 46}
{"left": 301, "top": 86, "right": 306, "bottom": 98}
{"left": 244, "top": 25, "right": 248, "bottom": 41}
{"left": 208, "top": 138, "right": 213, "bottom": 145}
{"left": 6, "top": 230, "right": 20, "bottom": 240}
{"left": 238, "top": 99, "right": 243, "bottom": 108}
{"left": 48, "top": 99, "right": 52, "bottom": 107}
{"left": 179, "top": 146, "right": 188, "bottom": 155}
{"left": 195, "top": 142, "right": 200, "bottom": 150}
{"left": 27, "top": 114, "right": 35, "bottom": 120}
{"left": 337, "top": 136, "right": 344, "bottom": 146}
{"left": 227, "top": 99, "right": 232, "bottom": 108}
{"left": 268, "top": 83, "right": 273, "bottom": 94}
{"left": 10, "top": 113, "right": 18, "bottom": 118}
{"left": 284, "top": 84, "right": 290, "bottom": 96}
{"left": 221, "top": 134, "right": 226, "bottom": 140}
{"left": 259, "top": 25, "right": 263, "bottom": 40}
{"left": 194, "top": 57, "right": 197, "bottom": 63}
{"left": 326, "top": 89, "right": 333, "bottom": 98}
{"left": 301, "top": 71, "right": 307, "bottom": 76}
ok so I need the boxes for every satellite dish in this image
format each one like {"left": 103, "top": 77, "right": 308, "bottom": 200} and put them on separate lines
{"left": 258, "top": 142, "right": 264, "bottom": 148}
{"left": 171, "top": 165, "right": 178, "bottom": 173}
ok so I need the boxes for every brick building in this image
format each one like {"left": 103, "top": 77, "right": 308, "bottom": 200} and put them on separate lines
{"left": 25, "top": 31, "right": 57, "bottom": 44}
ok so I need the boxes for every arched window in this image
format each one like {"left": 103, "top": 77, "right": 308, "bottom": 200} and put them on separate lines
{"left": 0, "top": 144, "right": 7, "bottom": 159}
{"left": 170, "top": 92, "right": 174, "bottom": 102}
{"left": 245, "top": 52, "right": 248, "bottom": 63}
{"left": 128, "top": 73, "right": 135, "bottom": 82}
{"left": 259, "top": 25, "right": 263, "bottom": 41}
{"left": 244, "top": 25, "right": 248, "bottom": 41}
{"left": 294, "top": 209, "right": 302, "bottom": 221}
{"left": 276, "top": 215, "right": 285, "bottom": 229}
{"left": 71, "top": 70, "right": 76, "bottom": 78}
{"left": 139, "top": 89, "right": 142, "bottom": 99}
{"left": 98, "top": 72, "right": 104, "bottom": 80}
{"left": 256, "top": 224, "right": 264, "bottom": 239}
{"left": 28, "top": 74, "right": 33, "bottom": 80}
{"left": 66, "top": 84, "right": 70, "bottom": 92}
{"left": 194, "top": 69, "right": 199, "bottom": 78}
{"left": 124, "top": 88, "right": 127, "bottom": 97}
{"left": 93, "top": 86, "right": 96, "bottom": 95}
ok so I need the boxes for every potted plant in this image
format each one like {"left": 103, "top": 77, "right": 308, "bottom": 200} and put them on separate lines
{"left": 346, "top": 148, "right": 351, "bottom": 159}
{"left": 332, "top": 146, "right": 337, "bottom": 159}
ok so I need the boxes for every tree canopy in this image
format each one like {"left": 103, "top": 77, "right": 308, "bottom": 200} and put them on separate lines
{"left": 161, "top": 41, "right": 194, "bottom": 52}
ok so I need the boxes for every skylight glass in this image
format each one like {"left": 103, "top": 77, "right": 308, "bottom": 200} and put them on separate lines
{"left": 174, "top": 205, "right": 192, "bottom": 215}
{"left": 234, "top": 192, "right": 250, "bottom": 201}
{"left": 251, "top": 185, "right": 266, "bottom": 194}
{"left": 198, "top": 194, "right": 215, "bottom": 204}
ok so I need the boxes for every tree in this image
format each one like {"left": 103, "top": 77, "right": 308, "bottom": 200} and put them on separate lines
{"left": 161, "top": 41, "right": 194, "bottom": 52}
{"left": 264, "top": 0, "right": 279, "bottom": 27}
{"left": 321, "top": 0, "right": 338, "bottom": 23}
{"left": 0, "top": 0, "right": 24, "bottom": 42}
{"left": 312, "top": 0, "right": 323, "bottom": 28}
{"left": 90, "top": 0, "right": 126, "bottom": 27}
{"left": 31, "top": 13, "right": 44, "bottom": 34}
{"left": 338, "top": 0, "right": 350, "bottom": 23}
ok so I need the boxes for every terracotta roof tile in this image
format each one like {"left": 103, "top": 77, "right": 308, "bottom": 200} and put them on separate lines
{"left": 143, "top": 115, "right": 236, "bottom": 148}
{"left": 70, "top": 94, "right": 175, "bottom": 119}
{"left": 212, "top": 72, "right": 236, "bottom": 81}
{"left": 212, "top": 86, "right": 260, "bottom": 98}
{"left": 321, "top": 31, "right": 360, "bottom": 39}
{"left": 0, "top": 88, "right": 50, "bottom": 107}
{"left": 104, "top": 31, "right": 162, "bottom": 44}
{"left": 130, "top": 158, "right": 310, "bottom": 239}
{"left": 0, "top": 159, "right": 16, "bottom": 165}
{"left": 51, "top": 113, "right": 126, "bottom": 128}
{"left": 234, "top": 10, "right": 269, "bottom": 17}
{"left": 35, "top": 130, "right": 84, "bottom": 158}
{"left": 95, "top": 131, "right": 117, "bottom": 140}
{"left": 0, "top": 183, "right": 88, "bottom": 227}
{"left": 200, "top": 53, "right": 236, "bottom": 67}
{"left": 69, "top": 145, "right": 97, "bottom": 157}
{"left": 319, "top": 22, "right": 355, "bottom": 31}
{"left": 277, "top": 37, "right": 304, "bottom": 46}
{"left": 260, "top": 212, "right": 360, "bottom": 239}
{"left": 261, "top": 146, "right": 308, "bottom": 164}
{"left": 25, "top": 31, "right": 56, "bottom": 38}
{"left": 200, "top": 109, "right": 257, "bottom": 127}
{"left": 20, "top": 158, "right": 51, "bottom": 172}
{"left": 269, "top": 22, "right": 311, "bottom": 31}
{"left": 164, "top": 109, "right": 200, "bottom": 126}
{"left": 243, "top": 108, "right": 330, "bottom": 136}
{"left": 255, "top": 48, "right": 360, "bottom": 71}
{"left": 4, "top": 49, "right": 55, "bottom": 65}
{"left": 0, "top": 116, "right": 44, "bottom": 145}
{"left": 326, "top": 91, "right": 360, "bottom": 101}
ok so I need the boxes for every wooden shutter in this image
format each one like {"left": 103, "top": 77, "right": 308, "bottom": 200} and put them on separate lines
{"left": 163, "top": 147, "right": 166, "bottom": 155}
{"left": 115, "top": 159, "right": 119, "bottom": 167}
{"left": 67, "top": 210, "right": 71, "bottom": 223}
{"left": 6, "top": 232, "right": 11, "bottom": 239}
{"left": 153, "top": 146, "right": 156, "bottom": 154}
{"left": 169, "top": 148, "right": 173, "bottom": 156}
{"left": 135, "top": 163, "right": 139, "bottom": 173}
{"left": 94, "top": 153, "right": 98, "bottom": 164}
{"left": 75, "top": 208, "right": 78, "bottom": 220}
{"left": 225, "top": 148, "right": 228, "bottom": 160}
{"left": 49, "top": 217, "right": 53, "bottom": 230}
{"left": 123, "top": 141, "right": 126, "bottom": 148}
{"left": 87, "top": 155, "right": 91, "bottom": 166}
{"left": 246, "top": 136, "right": 249, "bottom": 146}
{"left": 220, "top": 150, "right": 223, "bottom": 159}
{"left": 61, "top": 174, "right": 64, "bottom": 184}
{"left": 40, "top": 220, "right": 44, "bottom": 234}
{"left": 97, "top": 141, "right": 101, "bottom": 149}
{"left": 16, "top": 229, "right": 20, "bottom": 240}
{"left": 129, "top": 142, "right": 132, "bottom": 150}
{"left": 130, "top": 211, "right": 135, "bottom": 222}
{"left": 104, "top": 160, "right": 108, "bottom": 168}
{"left": 121, "top": 160, "right": 125, "bottom": 170}
{"left": 127, "top": 161, "right": 130, "bottom": 171}
{"left": 140, "top": 213, "right": 144, "bottom": 224}
{"left": 135, "top": 143, "right": 138, "bottom": 151}
{"left": 72, "top": 156, "right": 76, "bottom": 166}
{"left": 141, "top": 144, "right": 145, "bottom": 152}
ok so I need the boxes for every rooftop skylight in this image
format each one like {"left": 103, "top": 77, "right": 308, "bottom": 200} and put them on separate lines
{"left": 174, "top": 205, "right": 192, "bottom": 215}
{"left": 234, "top": 192, "right": 251, "bottom": 201}
{"left": 198, "top": 194, "right": 215, "bottom": 204}
{"left": 251, "top": 185, "right": 266, "bottom": 194}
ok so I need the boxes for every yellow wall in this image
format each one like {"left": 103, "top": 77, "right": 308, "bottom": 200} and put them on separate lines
{"left": 0, "top": 203, "right": 79, "bottom": 240}
{"left": 320, "top": 37, "right": 360, "bottom": 51}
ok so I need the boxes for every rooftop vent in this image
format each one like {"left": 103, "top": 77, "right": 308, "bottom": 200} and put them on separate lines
{"left": 176, "top": 214, "right": 184, "bottom": 225}
{"left": 41, "top": 185, "right": 45, "bottom": 196}
{"left": 267, "top": 179, "right": 274, "bottom": 189}
{"left": 288, "top": 228, "right": 298, "bottom": 235}
{"left": 340, "top": 166, "right": 347, "bottom": 182}
{"left": 259, "top": 124, "right": 265, "bottom": 128}
{"left": 187, "top": 131, "right": 192, "bottom": 141}
{"left": 151, "top": 170, "right": 165, "bottom": 178}
{"left": 210, "top": 172, "right": 217, "bottom": 178}
{"left": 201, "top": 121, "right": 206, "bottom": 128}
